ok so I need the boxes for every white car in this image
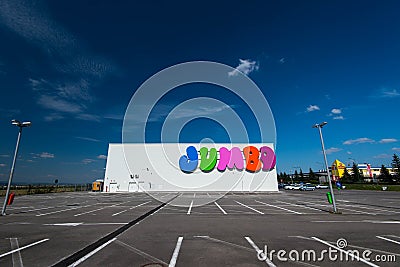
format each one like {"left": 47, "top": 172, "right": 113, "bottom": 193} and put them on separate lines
{"left": 300, "top": 184, "right": 316, "bottom": 191}
{"left": 292, "top": 184, "right": 303, "bottom": 190}
{"left": 316, "top": 184, "right": 329, "bottom": 189}
{"left": 284, "top": 184, "right": 295, "bottom": 190}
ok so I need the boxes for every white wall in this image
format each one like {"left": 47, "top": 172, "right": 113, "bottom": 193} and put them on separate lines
{"left": 103, "top": 143, "right": 278, "bottom": 192}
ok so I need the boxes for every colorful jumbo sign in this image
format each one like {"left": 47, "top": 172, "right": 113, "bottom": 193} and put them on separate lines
{"left": 179, "top": 145, "right": 276, "bottom": 173}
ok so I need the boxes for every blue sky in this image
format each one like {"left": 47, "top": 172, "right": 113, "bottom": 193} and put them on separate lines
{"left": 0, "top": 0, "right": 399, "bottom": 183}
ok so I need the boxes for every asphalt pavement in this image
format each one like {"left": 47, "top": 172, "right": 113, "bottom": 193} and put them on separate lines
{"left": 0, "top": 189, "right": 399, "bottom": 266}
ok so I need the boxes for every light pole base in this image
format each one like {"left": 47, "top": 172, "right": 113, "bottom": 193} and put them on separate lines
{"left": 329, "top": 209, "right": 342, "bottom": 214}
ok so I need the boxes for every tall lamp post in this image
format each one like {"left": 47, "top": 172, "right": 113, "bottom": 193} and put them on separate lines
{"left": 1, "top": 120, "right": 31, "bottom": 216}
{"left": 313, "top": 122, "right": 338, "bottom": 213}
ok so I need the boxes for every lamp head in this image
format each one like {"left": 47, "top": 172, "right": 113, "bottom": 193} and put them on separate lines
{"left": 11, "top": 120, "right": 31, "bottom": 127}
{"left": 11, "top": 119, "right": 21, "bottom": 126}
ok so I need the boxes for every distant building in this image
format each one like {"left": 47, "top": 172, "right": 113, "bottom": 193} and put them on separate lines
{"left": 347, "top": 164, "right": 396, "bottom": 182}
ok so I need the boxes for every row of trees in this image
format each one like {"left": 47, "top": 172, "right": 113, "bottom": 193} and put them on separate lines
{"left": 278, "top": 154, "right": 400, "bottom": 184}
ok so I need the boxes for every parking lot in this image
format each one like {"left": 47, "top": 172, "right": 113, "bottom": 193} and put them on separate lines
{"left": 0, "top": 189, "right": 399, "bottom": 266}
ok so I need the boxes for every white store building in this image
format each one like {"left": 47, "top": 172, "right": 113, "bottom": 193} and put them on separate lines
{"left": 103, "top": 143, "right": 278, "bottom": 193}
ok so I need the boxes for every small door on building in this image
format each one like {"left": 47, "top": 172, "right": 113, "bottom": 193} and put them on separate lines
{"left": 128, "top": 182, "right": 138, "bottom": 192}
{"left": 109, "top": 183, "right": 117, "bottom": 193}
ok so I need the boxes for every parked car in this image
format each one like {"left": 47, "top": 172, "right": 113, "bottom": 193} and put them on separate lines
{"left": 284, "top": 184, "right": 294, "bottom": 190}
{"left": 292, "top": 184, "right": 303, "bottom": 190}
{"left": 316, "top": 184, "right": 329, "bottom": 189}
{"left": 278, "top": 183, "right": 286, "bottom": 189}
{"left": 300, "top": 184, "right": 316, "bottom": 191}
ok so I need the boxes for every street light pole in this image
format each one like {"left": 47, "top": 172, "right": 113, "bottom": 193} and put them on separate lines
{"left": 1, "top": 120, "right": 31, "bottom": 216}
{"left": 313, "top": 122, "right": 338, "bottom": 213}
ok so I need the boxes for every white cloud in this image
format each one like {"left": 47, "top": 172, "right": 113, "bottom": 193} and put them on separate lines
{"left": 379, "top": 138, "right": 398, "bottom": 144}
{"left": 279, "top": 58, "right": 285, "bottom": 64}
{"left": 39, "top": 152, "right": 54, "bottom": 158}
{"left": 381, "top": 88, "right": 400, "bottom": 98}
{"left": 0, "top": 1, "right": 75, "bottom": 54}
{"left": 167, "top": 105, "right": 233, "bottom": 121}
{"left": 325, "top": 147, "right": 342, "bottom": 154}
{"left": 343, "top": 138, "right": 375, "bottom": 145}
{"left": 347, "top": 151, "right": 352, "bottom": 155}
{"left": 97, "top": 155, "right": 107, "bottom": 160}
{"left": 373, "top": 153, "right": 392, "bottom": 159}
{"left": 44, "top": 113, "right": 64, "bottom": 122}
{"left": 393, "top": 147, "right": 400, "bottom": 152}
{"left": 76, "top": 136, "right": 101, "bottom": 142}
{"left": 82, "top": 158, "right": 95, "bottom": 164}
{"left": 30, "top": 152, "right": 54, "bottom": 159}
{"left": 37, "top": 95, "right": 83, "bottom": 113}
{"left": 31, "top": 79, "right": 97, "bottom": 120}
{"left": 76, "top": 113, "right": 101, "bottom": 122}
{"left": 328, "top": 108, "right": 344, "bottom": 119}
{"left": 0, "top": 1, "right": 117, "bottom": 123}
{"left": 228, "top": 59, "right": 259, "bottom": 76}
{"left": 306, "top": 105, "right": 320, "bottom": 112}
{"left": 0, "top": 1, "right": 115, "bottom": 78}
{"left": 333, "top": 116, "right": 344, "bottom": 120}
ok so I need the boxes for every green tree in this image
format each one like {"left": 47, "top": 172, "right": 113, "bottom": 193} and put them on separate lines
{"left": 300, "top": 169, "right": 304, "bottom": 181}
{"left": 309, "top": 168, "right": 316, "bottom": 181}
{"left": 283, "top": 172, "right": 289, "bottom": 182}
{"left": 380, "top": 165, "right": 391, "bottom": 183}
{"left": 341, "top": 168, "right": 352, "bottom": 183}
{"left": 294, "top": 170, "right": 299, "bottom": 181}
{"left": 392, "top": 154, "right": 400, "bottom": 178}
{"left": 351, "top": 163, "right": 363, "bottom": 183}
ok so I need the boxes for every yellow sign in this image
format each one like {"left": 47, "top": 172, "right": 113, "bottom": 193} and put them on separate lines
{"left": 332, "top": 159, "right": 346, "bottom": 178}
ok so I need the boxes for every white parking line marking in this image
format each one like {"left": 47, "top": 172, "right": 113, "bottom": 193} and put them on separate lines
{"left": 0, "top": 239, "right": 49, "bottom": 259}
{"left": 235, "top": 201, "right": 264, "bottom": 214}
{"left": 112, "top": 201, "right": 152, "bottom": 216}
{"left": 111, "top": 209, "right": 128, "bottom": 216}
{"left": 10, "top": 238, "right": 23, "bottom": 267}
{"left": 19, "top": 206, "right": 57, "bottom": 213}
{"left": 74, "top": 207, "right": 105, "bottom": 217}
{"left": 130, "top": 201, "right": 151, "bottom": 209}
{"left": 206, "top": 193, "right": 211, "bottom": 197}
{"left": 115, "top": 239, "right": 168, "bottom": 265}
{"left": 187, "top": 201, "right": 193, "bottom": 215}
{"left": 340, "top": 204, "right": 400, "bottom": 214}
{"left": 339, "top": 207, "right": 376, "bottom": 215}
{"left": 194, "top": 235, "right": 252, "bottom": 252}
{"left": 255, "top": 200, "right": 302, "bottom": 214}
{"left": 244, "top": 237, "right": 276, "bottom": 267}
{"left": 376, "top": 236, "right": 400, "bottom": 245}
{"left": 36, "top": 205, "right": 91, "bottom": 217}
{"left": 68, "top": 238, "right": 116, "bottom": 266}
{"left": 311, "top": 237, "right": 379, "bottom": 267}
{"left": 276, "top": 201, "right": 320, "bottom": 211}
{"left": 169, "top": 236, "right": 183, "bottom": 267}
{"left": 214, "top": 202, "right": 227, "bottom": 214}
{"left": 44, "top": 223, "right": 83, "bottom": 227}
{"left": 301, "top": 200, "right": 376, "bottom": 215}
{"left": 365, "top": 220, "right": 400, "bottom": 224}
